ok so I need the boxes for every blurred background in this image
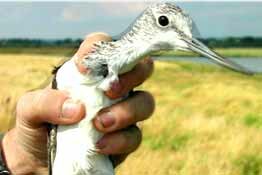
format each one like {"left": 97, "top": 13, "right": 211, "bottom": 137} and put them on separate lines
{"left": 1, "top": 1, "right": 262, "bottom": 175}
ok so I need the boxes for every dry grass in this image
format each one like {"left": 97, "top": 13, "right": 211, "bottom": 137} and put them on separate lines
{"left": 0, "top": 54, "right": 61, "bottom": 130}
{"left": 1, "top": 54, "right": 262, "bottom": 175}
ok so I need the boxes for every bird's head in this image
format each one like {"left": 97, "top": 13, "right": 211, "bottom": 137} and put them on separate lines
{"left": 129, "top": 3, "right": 253, "bottom": 75}
{"left": 148, "top": 3, "right": 195, "bottom": 50}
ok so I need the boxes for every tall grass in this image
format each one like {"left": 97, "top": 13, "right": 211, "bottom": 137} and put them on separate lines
{"left": 1, "top": 54, "right": 262, "bottom": 174}
{"left": 0, "top": 54, "right": 61, "bottom": 130}
{"left": 118, "top": 61, "right": 262, "bottom": 175}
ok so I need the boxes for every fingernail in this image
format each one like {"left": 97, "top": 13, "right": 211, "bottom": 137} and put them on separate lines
{"left": 97, "top": 112, "right": 115, "bottom": 128}
{"left": 96, "top": 138, "right": 107, "bottom": 150}
{"left": 62, "top": 99, "right": 81, "bottom": 118}
{"left": 110, "top": 81, "right": 122, "bottom": 93}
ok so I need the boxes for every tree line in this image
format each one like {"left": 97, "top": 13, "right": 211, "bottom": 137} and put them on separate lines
{"left": 201, "top": 37, "right": 262, "bottom": 48}
{"left": 0, "top": 38, "right": 82, "bottom": 48}
{"left": 0, "top": 37, "right": 262, "bottom": 48}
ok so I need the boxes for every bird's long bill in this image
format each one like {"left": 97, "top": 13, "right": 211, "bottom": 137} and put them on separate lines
{"left": 183, "top": 38, "right": 254, "bottom": 75}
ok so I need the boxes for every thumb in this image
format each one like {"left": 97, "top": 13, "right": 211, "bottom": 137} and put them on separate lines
{"left": 16, "top": 89, "right": 85, "bottom": 128}
{"left": 76, "top": 32, "right": 112, "bottom": 59}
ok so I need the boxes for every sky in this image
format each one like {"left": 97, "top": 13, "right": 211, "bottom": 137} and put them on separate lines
{"left": 0, "top": 1, "right": 261, "bottom": 39}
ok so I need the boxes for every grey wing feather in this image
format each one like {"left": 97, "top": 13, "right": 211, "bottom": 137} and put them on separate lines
{"left": 83, "top": 41, "right": 119, "bottom": 78}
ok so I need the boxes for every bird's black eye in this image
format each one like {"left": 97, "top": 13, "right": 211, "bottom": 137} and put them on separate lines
{"left": 158, "top": 16, "right": 169, "bottom": 27}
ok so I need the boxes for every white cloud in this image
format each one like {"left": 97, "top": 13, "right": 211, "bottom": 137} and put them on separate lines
{"left": 0, "top": 3, "right": 32, "bottom": 22}
{"left": 100, "top": 2, "right": 150, "bottom": 16}
{"left": 62, "top": 6, "right": 83, "bottom": 22}
{"left": 60, "top": 2, "right": 151, "bottom": 22}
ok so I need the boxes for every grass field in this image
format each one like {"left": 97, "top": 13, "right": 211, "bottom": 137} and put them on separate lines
{"left": 1, "top": 47, "right": 262, "bottom": 58}
{"left": 1, "top": 53, "right": 262, "bottom": 175}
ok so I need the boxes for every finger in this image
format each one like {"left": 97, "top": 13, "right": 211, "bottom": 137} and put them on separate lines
{"left": 109, "top": 154, "right": 128, "bottom": 168}
{"left": 93, "top": 91, "right": 155, "bottom": 133}
{"left": 76, "top": 32, "right": 112, "bottom": 59}
{"left": 96, "top": 125, "right": 142, "bottom": 155}
{"left": 105, "top": 57, "right": 154, "bottom": 99}
{"left": 74, "top": 32, "right": 112, "bottom": 74}
{"left": 16, "top": 89, "right": 85, "bottom": 127}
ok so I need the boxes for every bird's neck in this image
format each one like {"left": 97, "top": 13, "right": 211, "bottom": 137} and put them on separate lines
{"left": 111, "top": 36, "right": 152, "bottom": 74}
{"left": 118, "top": 25, "right": 158, "bottom": 55}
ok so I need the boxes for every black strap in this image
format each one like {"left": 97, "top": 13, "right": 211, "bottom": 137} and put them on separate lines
{"left": 48, "top": 73, "right": 58, "bottom": 175}
{"left": 0, "top": 134, "right": 10, "bottom": 175}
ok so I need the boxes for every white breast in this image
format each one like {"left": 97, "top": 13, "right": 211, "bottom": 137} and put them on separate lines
{"left": 52, "top": 59, "right": 117, "bottom": 175}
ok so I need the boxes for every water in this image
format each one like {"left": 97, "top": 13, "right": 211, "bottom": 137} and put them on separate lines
{"left": 154, "top": 57, "right": 262, "bottom": 73}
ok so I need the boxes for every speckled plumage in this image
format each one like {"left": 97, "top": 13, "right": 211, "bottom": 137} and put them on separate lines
{"left": 49, "top": 2, "right": 252, "bottom": 175}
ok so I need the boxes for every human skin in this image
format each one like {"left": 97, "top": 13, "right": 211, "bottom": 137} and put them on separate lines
{"left": 1, "top": 33, "right": 155, "bottom": 174}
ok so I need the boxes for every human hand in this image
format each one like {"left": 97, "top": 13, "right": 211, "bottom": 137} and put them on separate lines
{"left": 76, "top": 33, "right": 155, "bottom": 166}
{"left": 1, "top": 33, "right": 155, "bottom": 174}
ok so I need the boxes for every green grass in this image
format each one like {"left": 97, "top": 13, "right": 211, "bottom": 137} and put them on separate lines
{"left": 170, "top": 133, "right": 192, "bottom": 151}
{"left": 243, "top": 114, "right": 262, "bottom": 129}
{"left": 235, "top": 154, "right": 262, "bottom": 175}
{"left": 144, "top": 132, "right": 192, "bottom": 151}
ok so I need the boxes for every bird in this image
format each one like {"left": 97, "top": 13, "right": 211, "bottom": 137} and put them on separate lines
{"left": 48, "top": 2, "right": 253, "bottom": 175}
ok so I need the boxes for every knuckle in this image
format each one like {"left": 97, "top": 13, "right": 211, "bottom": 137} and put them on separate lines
{"left": 118, "top": 134, "right": 130, "bottom": 151}
{"left": 85, "top": 32, "right": 112, "bottom": 42}
{"left": 140, "top": 57, "right": 154, "bottom": 79}
{"left": 26, "top": 89, "right": 60, "bottom": 119}
{"left": 112, "top": 104, "right": 134, "bottom": 130}
{"left": 145, "top": 57, "right": 154, "bottom": 68}
{"left": 123, "top": 126, "right": 142, "bottom": 152}
{"left": 105, "top": 90, "right": 122, "bottom": 100}
{"left": 146, "top": 58, "right": 154, "bottom": 77}
{"left": 111, "top": 91, "right": 155, "bottom": 127}
{"left": 16, "top": 90, "right": 41, "bottom": 118}
{"left": 16, "top": 93, "right": 30, "bottom": 110}
{"left": 16, "top": 95, "right": 28, "bottom": 117}
{"left": 31, "top": 89, "right": 50, "bottom": 114}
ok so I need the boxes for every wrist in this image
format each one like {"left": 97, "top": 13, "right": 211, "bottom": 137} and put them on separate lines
{"left": 1, "top": 129, "right": 44, "bottom": 174}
